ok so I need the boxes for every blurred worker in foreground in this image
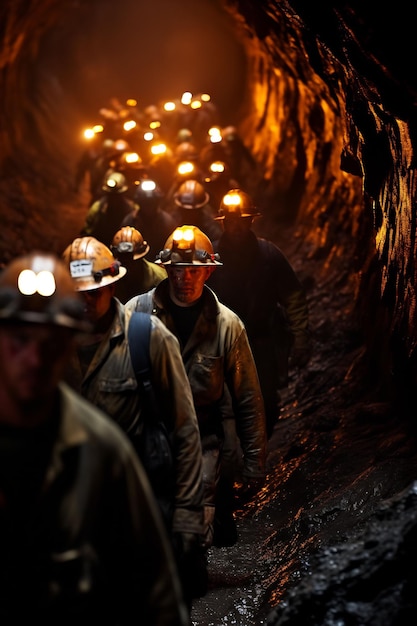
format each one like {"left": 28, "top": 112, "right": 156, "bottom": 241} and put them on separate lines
{"left": 0, "top": 251, "right": 189, "bottom": 625}
{"left": 125, "top": 225, "right": 267, "bottom": 549}
{"left": 208, "top": 189, "right": 311, "bottom": 439}
{"left": 61, "top": 237, "right": 207, "bottom": 609}
{"left": 110, "top": 226, "right": 167, "bottom": 303}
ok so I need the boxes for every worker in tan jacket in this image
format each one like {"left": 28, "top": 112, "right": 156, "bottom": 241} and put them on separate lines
{"left": 126, "top": 225, "right": 267, "bottom": 550}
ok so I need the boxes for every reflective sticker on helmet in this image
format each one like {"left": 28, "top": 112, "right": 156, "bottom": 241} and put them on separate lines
{"left": 69, "top": 259, "right": 93, "bottom": 278}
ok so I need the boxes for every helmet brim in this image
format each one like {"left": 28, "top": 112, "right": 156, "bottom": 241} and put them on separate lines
{"left": 155, "top": 258, "right": 222, "bottom": 266}
{"left": 102, "top": 185, "right": 129, "bottom": 193}
{"left": 133, "top": 242, "right": 150, "bottom": 260}
{"left": 174, "top": 191, "right": 210, "bottom": 210}
{"left": 72, "top": 266, "right": 127, "bottom": 291}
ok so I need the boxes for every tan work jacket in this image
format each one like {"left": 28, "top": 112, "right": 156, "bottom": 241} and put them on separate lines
{"left": 126, "top": 281, "right": 267, "bottom": 481}
{"left": 64, "top": 299, "right": 204, "bottom": 536}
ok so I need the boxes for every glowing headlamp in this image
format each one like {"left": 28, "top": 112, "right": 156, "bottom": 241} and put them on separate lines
{"left": 140, "top": 180, "right": 157, "bottom": 192}
{"left": 93, "top": 261, "right": 121, "bottom": 283}
{"left": 18, "top": 269, "right": 56, "bottom": 297}
{"left": 209, "top": 161, "right": 226, "bottom": 174}
{"left": 106, "top": 177, "right": 117, "bottom": 189}
{"left": 177, "top": 161, "right": 195, "bottom": 176}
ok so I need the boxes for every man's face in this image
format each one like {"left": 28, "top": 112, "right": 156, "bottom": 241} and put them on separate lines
{"left": 79, "top": 284, "right": 114, "bottom": 323}
{"left": 222, "top": 216, "right": 253, "bottom": 241}
{"left": 0, "top": 323, "right": 75, "bottom": 411}
{"left": 166, "top": 265, "right": 215, "bottom": 306}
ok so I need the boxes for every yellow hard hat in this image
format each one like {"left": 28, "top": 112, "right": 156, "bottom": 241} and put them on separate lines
{"left": 216, "top": 189, "right": 261, "bottom": 219}
{"left": 156, "top": 225, "right": 222, "bottom": 266}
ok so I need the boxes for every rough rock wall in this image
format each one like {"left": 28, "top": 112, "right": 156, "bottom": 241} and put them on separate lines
{"left": 221, "top": 0, "right": 417, "bottom": 407}
{"left": 0, "top": 0, "right": 91, "bottom": 260}
{"left": 292, "top": 0, "right": 417, "bottom": 408}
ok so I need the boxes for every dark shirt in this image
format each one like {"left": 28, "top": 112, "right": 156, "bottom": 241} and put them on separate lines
{"left": 166, "top": 298, "right": 203, "bottom": 348}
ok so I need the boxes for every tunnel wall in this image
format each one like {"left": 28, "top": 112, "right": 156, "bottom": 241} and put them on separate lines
{"left": 220, "top": 0, "right": 417, "bottom": 405}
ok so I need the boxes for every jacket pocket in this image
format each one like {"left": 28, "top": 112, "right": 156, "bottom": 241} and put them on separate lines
{"left": 98, "top": 377, "right": 136, "bottom": 392}
{"left": 188, "top": 354, "right": 224, "bottom": 405}
{"left": 95, "top": 377, "right": 141, "bottom": 433}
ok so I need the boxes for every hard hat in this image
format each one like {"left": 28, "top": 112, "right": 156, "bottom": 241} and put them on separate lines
{"left": 62, "top": 237, "right": 127, "bottom": 291}
{"left": 101, "top": 138, "right": 116, "bottom": 154}
{"left": 133, "top": 178, "right": 164, "bottom": 203}
{"left": 155, "top": 225, "right": 222, "bottom": 266}
{"left": 144, "top": 104, "right": 162, "bottom": 121}
{"left": 174, "top": 179, "right": 209, "bottom": 210}
{"left": 176, "top": 128, "right": 193, "bottom": 144}
{"left": 221, "top": 125, "right": 238, "bottom": 141}
{"left": 111, "top": 226, "right": 150, "bottom": 260}
{"left": 0, "top": 252, "right": 89, "bottom": 331}
{"left": 216, "top": 189, "right": 261, "bottom": 219}
{"left": 102, "top": 171, "right": 128, "bottom": 193}
{"left": 113, "top": 138, "right": 130, "bottom": 152}
{"left": 175, "top": 141, "right": 198, "bottom": 162}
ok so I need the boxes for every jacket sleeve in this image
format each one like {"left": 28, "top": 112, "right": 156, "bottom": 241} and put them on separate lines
{"left": 64, "top": 387, "right": 189, "bottom": 625}
{"left": 223, "top": 316, "right": 267, "bottom": 480}
{"left": 149, "top": 315, "right": 205, "bottom": 536}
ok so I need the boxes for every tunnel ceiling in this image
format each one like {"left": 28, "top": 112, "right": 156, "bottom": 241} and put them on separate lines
{"left": 1, "top": 0, "right": 416, "bottom": 402}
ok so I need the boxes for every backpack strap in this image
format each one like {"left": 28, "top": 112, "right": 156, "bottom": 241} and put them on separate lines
{"left": 128, "top": 311, "right": 151, "bottom": 379}
{"left": 127, "top": 311, "right": 158, "bottom": 422}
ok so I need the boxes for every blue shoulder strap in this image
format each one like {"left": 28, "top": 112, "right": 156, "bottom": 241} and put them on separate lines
{"left": 128, "top": 311, "right": 152, "bottom": 386}
{"left": 128, "top": 311, "right": 159, "bottom": 420}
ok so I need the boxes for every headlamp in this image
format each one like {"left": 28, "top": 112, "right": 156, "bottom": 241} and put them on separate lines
{"left": 171, "top": 228, "right": 195, "bottom": 262}
{"left": 223, "top": 192, "right": 242, "bottom": 208}
{"left": 18, "top": 269, "right": 56, "bottom": 297}
{"left": 93, "top": 261, "right": 121, "bottom": 283}
{"left": 112, "top": 242, "right": 134, "bottom": 255}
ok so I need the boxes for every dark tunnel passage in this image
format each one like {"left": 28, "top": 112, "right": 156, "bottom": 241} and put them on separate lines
{"left": 1, "top": 0, "right": 417, "bottom": 624}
